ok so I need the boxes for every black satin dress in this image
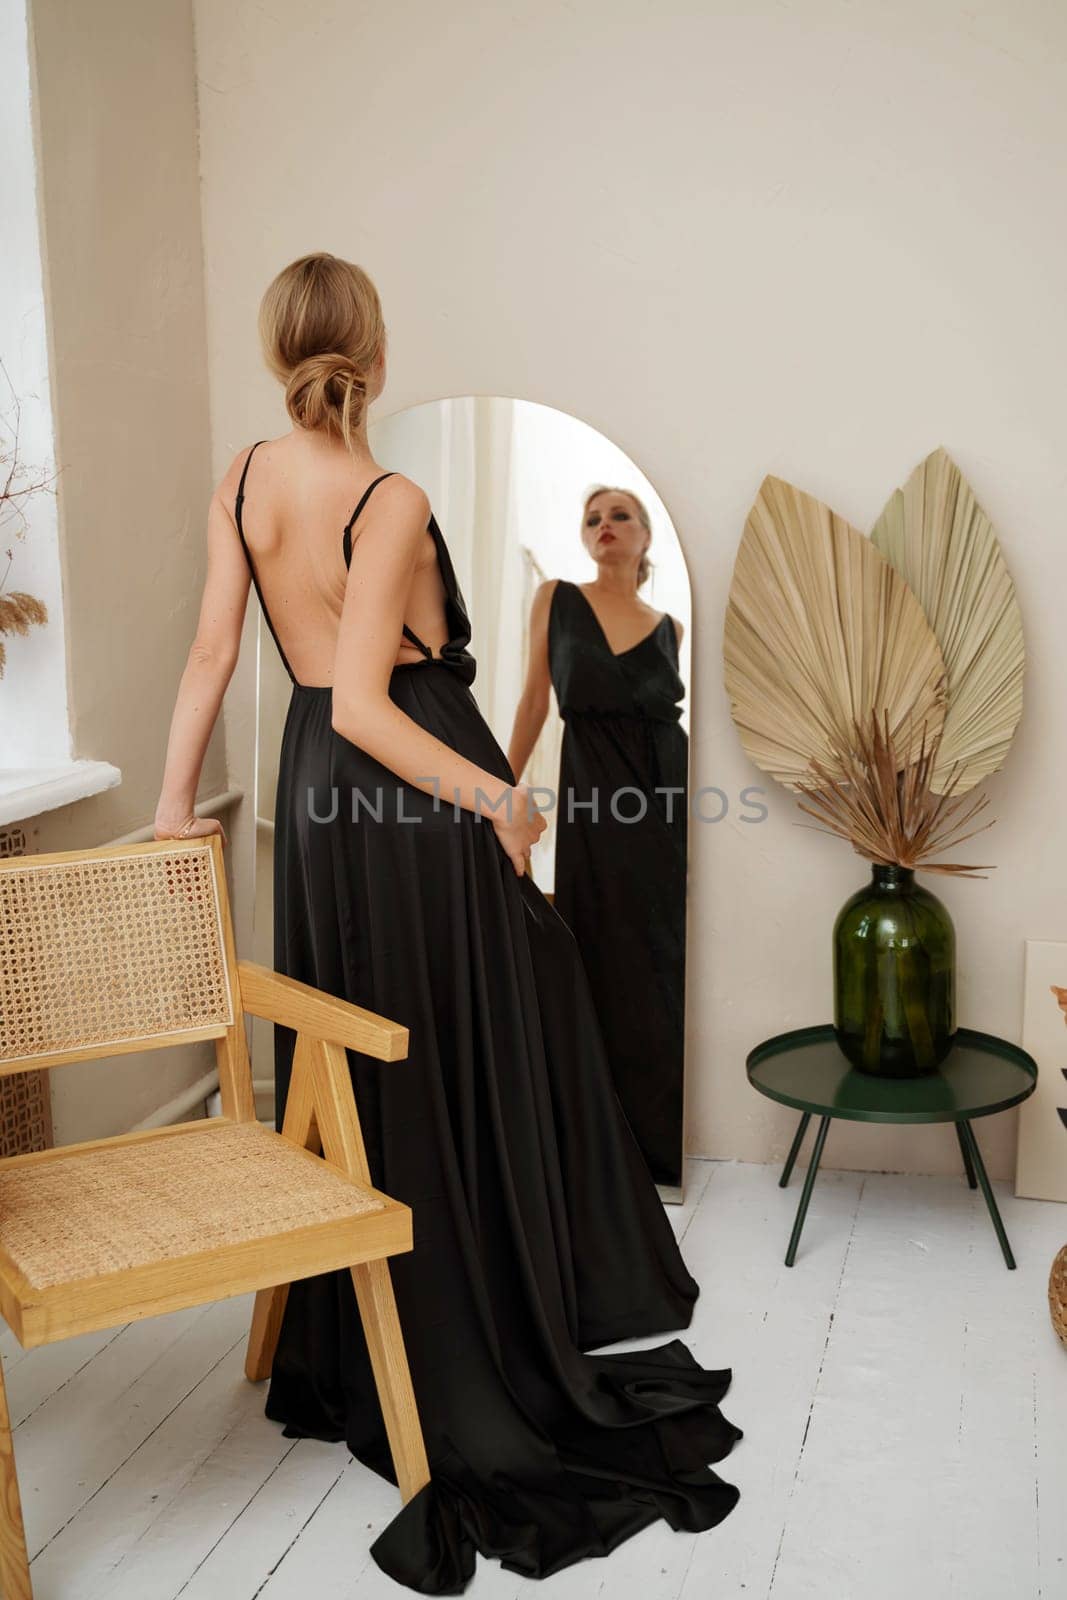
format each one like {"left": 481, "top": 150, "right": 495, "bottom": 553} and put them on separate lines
{"left": 548, "top": 580, "right": 688, "bottom": 1188}
{"left": 234, "top": 445, "right": 741, "bottom": 1594}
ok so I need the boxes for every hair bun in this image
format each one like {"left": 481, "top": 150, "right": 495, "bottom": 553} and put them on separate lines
{"left": 285, "top": 350, "right": 368, "bottom": 439}
{"left": 259, "top": 254, "right": 386, "bottom": 451}
{"left": 294, "top": 350, "right": 366, "bottom": 389}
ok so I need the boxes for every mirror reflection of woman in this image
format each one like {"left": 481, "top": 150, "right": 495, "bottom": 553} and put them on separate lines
{"left": 508, "top": 488, "right": 689, "bottom": 1188}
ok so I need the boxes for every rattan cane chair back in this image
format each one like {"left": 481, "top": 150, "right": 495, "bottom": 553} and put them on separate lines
{"left": 0, "top": 840, "right": 236, "bottom": 1072}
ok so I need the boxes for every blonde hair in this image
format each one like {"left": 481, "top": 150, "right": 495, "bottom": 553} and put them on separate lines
{"left": 583, "top": 486, "right": 653, "bottom": 587}
{"left": 258, "top": 253, "right": 385, "bottom": 452}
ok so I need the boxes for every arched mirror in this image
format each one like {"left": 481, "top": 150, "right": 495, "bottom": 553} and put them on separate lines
{"left": 252, "top": 397, "right": 693, "bottom": 1201}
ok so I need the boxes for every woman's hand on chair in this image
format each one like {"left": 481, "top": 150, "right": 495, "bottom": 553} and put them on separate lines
{"left": 153, "top": 812, "right": 228, "bottom": 847}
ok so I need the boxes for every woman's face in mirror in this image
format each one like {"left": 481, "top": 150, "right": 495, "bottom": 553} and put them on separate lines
{"left": 581, "top": 491, "right": 649, "bottom": 576}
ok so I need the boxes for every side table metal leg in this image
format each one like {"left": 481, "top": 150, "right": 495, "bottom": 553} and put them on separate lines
{"left": 785, "top": 1115, "right": 831, "bottom": 1268}
{"left": 958, "top": 1119, "right": 1016, "bottom": 1269}
{"left": 954, "top": 1121, "right": 978, "bottom": 1189}
{"left": 780, "top": 1112, "right": 812, "bottom": 1188}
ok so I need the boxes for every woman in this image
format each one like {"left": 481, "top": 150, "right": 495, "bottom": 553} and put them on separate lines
{"left": 508, "top": 489, "right": 688, "bottom": 1187}
{"left": 153, "top": 252, "right": 739, "bottom": 1593}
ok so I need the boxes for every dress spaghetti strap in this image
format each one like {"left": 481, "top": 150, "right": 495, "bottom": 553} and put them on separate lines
{"left": 341, "top": 472, "right": 434, "bottom": 660}
{"left": 234, "top": 440, "right": 298, "bottom": 686}
{"left": 341, "top": 472, "right": 395, "bottom": 565}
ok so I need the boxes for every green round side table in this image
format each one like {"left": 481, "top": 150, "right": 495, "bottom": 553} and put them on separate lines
{"left": 747, "top": 1026, "right": 1038, "bottom": 1269}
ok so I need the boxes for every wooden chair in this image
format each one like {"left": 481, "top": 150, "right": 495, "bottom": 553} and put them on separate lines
{"left": 0, "top": 835, "right": 429, "bottom": 1599}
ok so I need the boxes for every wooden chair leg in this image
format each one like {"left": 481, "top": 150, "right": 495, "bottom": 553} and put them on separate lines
{"left": 245, "top": 1284, "right": 290, "bottom": 1382}
{"left": 247, "top": 1033, "right": 320, "bottom": 1383}
{"left": 0, "top": 1353, "right": 32, "bottom": 1600}
{"left": 265, "top": 1032, "right": 430, "bottom": 1498}
{"left": 349, "top": 1258, "right": 430, "bottom": 1504}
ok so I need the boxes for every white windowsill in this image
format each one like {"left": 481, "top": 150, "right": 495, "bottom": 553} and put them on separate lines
{"left": 0, "top": 760, "right": 122, "bottom": 827}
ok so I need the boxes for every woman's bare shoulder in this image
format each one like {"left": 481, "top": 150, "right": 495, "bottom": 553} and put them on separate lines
{"left": 346, "top": 472, "right": 433, "bottom": 567}
{"left": 213, "top": 442, "right": 257, "bottom": 511}
{"left": 370, "top": 471, "right": 431, "bottom": 523}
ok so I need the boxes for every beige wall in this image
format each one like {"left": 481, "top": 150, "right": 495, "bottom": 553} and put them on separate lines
{"left": 25, "top": 0, "right": 244, "bottom": 1141}
{"left": 192, "top": 0, "right": 1067, "bottom": 1181}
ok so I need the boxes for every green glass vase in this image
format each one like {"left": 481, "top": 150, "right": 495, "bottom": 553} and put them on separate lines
{"left": 833, "top": 864, "right": 956, "bottom": 1077}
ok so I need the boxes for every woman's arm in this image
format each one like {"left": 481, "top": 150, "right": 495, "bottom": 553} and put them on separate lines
{"left": 154, "top": 459, "right": 251, "bottom": 842}
{"left": 506, "top": 578, "right": 557, "bottom": 780}
{"left": 331, "top": 476, "right": 545, "bottom": 874}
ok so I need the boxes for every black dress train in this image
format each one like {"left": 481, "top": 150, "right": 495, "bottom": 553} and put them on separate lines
{"left": 233, "top": 443, "right": 741, "bottom": 1594}
{"left": 548, "top": 579, "right": 689, "bottom": 1187}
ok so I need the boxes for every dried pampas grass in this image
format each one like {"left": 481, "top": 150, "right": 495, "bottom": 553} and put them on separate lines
{"left": 0, "top": 592, "right": 48, "bottom": 676}
{"left": 1, "top": 358, "right": 53, "bottom": 676}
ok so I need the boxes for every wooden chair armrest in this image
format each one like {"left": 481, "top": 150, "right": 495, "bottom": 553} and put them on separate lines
{"left": 237, "top": 961, "right": 408, "bottom": 1061}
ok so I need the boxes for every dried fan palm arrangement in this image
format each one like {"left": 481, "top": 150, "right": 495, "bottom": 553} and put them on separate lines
{"left": 723, "top": 476, "right": 948, "bottom": 788}
{"left": 723, "top": 454, "right": 1025, "bottom": 870}
{"left": 792, "top": 712, "right": 995, "bottom": 877}
{"left": 870, "top": 448, "right": 1024, "bottom": 794}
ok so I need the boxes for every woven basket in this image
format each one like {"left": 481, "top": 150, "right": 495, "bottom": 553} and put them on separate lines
{"left": 1050, "top": 1245, "right": 1067, "bottom": 1347}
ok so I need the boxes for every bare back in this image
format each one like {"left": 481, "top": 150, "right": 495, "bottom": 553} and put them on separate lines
{"left": 231, "top": 434, "right": 449, "bottom": 687}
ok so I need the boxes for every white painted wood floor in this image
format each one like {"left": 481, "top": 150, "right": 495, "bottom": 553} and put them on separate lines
{"left": 4, "top": 1157, "right": 1066, "bottom": 1600}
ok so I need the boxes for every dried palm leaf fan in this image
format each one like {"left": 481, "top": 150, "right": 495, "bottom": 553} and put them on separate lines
{"left": 723, "top": 476, "right": 948, "bottom": 789}
{"left": 870, "top": 447, "right": 1024, "bottom": 794}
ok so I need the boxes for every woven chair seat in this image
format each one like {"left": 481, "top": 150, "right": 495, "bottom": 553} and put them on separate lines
{"left": 0, "top": 1121, "right": 385, "bottom": 1291}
